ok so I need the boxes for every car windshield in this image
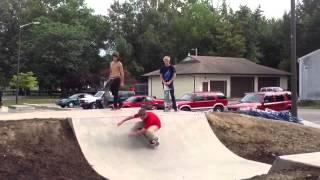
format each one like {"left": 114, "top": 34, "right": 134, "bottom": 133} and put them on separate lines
{"left": 179, "top": 93, "right": 193, "bottom": 101}
{"left": 69, "top": 94, "right": 80, "bottom": 99}
{"left": 94, "top": 91, "right": 104, "bottom": 97}
{"left": 240, "top": 94, "right": 263, "bottom": 103}
{"left": 125, "top": 96, "right": 137, "bottom": 102}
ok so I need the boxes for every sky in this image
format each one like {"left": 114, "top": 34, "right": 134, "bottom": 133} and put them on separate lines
{"left": 85, "top": 0, "right": 292, "bottom": 19}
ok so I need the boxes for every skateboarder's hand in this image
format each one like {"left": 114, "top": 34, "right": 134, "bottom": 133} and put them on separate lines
{"left": 120, "top": 82, "right": 124, "bottom": 87}
{"left": 128, "top": 132, "right": 138, "bottom": 137}
{"left": 117, "top": 121, "right": 123, "bottom": 127}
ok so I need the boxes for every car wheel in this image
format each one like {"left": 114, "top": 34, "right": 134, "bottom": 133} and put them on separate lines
{"left": 214, "top": 106, "right": 224, "bottom": 112}
{"left": 60, "top": 105, "right": 65, "bottom": 108}
{"left": 68, "top": 102, "right": 74, "bottom": 108}
{"left": 91, "top": 103, "right": 97, "bottom": 109}
{"left": 181, "top": 107, "right": 191, "bottom": 111}
{"left": 152, "top": 105, "right": 158, "bottom": 110}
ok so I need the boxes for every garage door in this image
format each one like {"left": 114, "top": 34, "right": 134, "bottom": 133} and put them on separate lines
{"left": 258, "top": 77, "right": 280, "bottom": 90}
{"left": 231, "top": 77, "right": 254, "bottom": 97}
{"left": 210, "top": 81, "right": 227, "bottom": 95}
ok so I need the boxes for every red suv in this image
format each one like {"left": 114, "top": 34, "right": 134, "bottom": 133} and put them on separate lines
{"left": 227, "top": 91, "right": 292, "bottom": 111}
{"left": 176, "top": 92, "right": 228, "bottom": 112}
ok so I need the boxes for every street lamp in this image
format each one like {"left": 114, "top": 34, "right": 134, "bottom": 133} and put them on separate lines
{"left": 16, "top": 21, "right": 40, "bottom": 104}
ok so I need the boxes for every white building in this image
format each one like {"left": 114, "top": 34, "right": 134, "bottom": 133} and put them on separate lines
{"left": 143, "top": 56, "right": 289, "bottom": 98}
{"left": 298, "top": 49, "right": 320, "bottom": 100}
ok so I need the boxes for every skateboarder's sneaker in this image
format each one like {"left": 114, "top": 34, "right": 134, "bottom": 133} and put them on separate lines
{"left": 149, "top": 137, "right": 159, "bottom": 146}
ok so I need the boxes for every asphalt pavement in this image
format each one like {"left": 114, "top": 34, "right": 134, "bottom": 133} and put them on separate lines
{"left": 298, "top": 108, "right": 320, "bottom": 125}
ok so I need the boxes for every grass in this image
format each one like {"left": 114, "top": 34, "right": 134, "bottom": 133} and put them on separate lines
{"left": 298, "top": 100, "right": 320, "bottom": 109}
{"left": 2, "top": 96, "right": 58, "bottom": 107}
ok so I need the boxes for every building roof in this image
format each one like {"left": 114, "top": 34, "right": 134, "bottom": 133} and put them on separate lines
{"left": 298, "top": 49, "right": 320, "bottom": 63}
{"left": 143, "top": 56, "right": 290, "bottom": 76}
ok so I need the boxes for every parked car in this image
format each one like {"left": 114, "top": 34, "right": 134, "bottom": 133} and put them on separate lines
{"left": 56, "top": 93, "right": 93, "bottom": 108}
{"left": 122, "top": 95, "right": 163, "bottom": 109}
{"left": 227, "top": 91, "right": 291, "bottom": 111}
{"left": 80, "top": 91, "right": 105, "bottom": 109}
{"left": 176, "top": 92, "right": 228, "bottom": 112}
{"left": 95, "top": 90, "right": 135, "bottom": 108}
{"left": 260, "top": 87, "right": 283, "bottom": 92}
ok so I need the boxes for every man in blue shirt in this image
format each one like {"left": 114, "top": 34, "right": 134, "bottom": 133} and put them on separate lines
{"left": 160, "top": 56, "right": 177, "bottom": 111}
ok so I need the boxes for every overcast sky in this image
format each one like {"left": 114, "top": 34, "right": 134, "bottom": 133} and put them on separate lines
{"left": 85, "top": 0, "right": 291, "bottom": 19}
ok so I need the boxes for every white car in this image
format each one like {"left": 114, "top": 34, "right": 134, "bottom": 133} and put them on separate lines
{"left": 79, "top": 91, "right": 109, "bottom": 109}
{"left": 260, "top": 87, "right": 283, "bottom": 92}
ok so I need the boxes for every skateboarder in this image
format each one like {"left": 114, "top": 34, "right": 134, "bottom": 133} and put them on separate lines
{"left": 117, "top": 108, "right": 161, "bottom": 146}
{"left": 160, "top": 56, "right": 177, "bottom": 111}
{"left": 108, "top": 52, "right": 124, "bottom": 109}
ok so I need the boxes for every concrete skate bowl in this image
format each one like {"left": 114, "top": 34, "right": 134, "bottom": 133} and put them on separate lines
{"left": 70, "top": 111, "right": 270, "bottom": 180}
{"left": 0, "top": 118, "right": 106, "bottom": 179}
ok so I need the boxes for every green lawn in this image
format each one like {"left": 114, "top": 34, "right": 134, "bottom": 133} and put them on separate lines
{"left": 3, "top": 96, "right": 58, "bottom": 107}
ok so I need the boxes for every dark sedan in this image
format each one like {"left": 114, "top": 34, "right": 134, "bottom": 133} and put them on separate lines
{"left": 56, "top": 93, "right": 93, "bottom": 108}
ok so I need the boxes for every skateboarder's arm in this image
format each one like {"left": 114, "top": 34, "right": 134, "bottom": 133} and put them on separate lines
{"left": 117, "top": 115, "right": 135, "bottom": 126}
{"left": 108, "top": 62, "right": 112, "bottom": 79}
{"left": 119, "top": 63, "right": 124, "bottom": 85}
{"left": 129, "top": 128, "right": 146, "bottom": 136}
{"left": 167, "top": 73, "right": 176, "bottom": 84}
{"left": 160, "top": 74, "right": 165, "bottom": 84}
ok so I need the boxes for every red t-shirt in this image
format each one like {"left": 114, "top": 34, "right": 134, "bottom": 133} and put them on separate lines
{"left": 134, "top": 112, "right": 161, "bottom": 129}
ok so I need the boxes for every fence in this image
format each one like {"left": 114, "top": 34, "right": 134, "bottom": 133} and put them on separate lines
{"left": 2, "top": 84, "right": 148, "bottom": 98}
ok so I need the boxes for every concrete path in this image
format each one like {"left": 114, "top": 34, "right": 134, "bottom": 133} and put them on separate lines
{"left": 70, "top": 111, "right": 270, "bottom": 180}
{"left": 270, "top": 152, "right": 320, "bottom": 173}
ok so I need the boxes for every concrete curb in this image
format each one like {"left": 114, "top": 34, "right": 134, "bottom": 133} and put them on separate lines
{"left": 8, "top": 105, "right": 36, "bottom": 113}
{"left": 0, "top": 106, "right": 8, "bottom": 113}
{"left": 301, "top": 120, "right": 320, "bottom": 129}
{"left": 23, "top": 103, "right": 69, "bottom": 111}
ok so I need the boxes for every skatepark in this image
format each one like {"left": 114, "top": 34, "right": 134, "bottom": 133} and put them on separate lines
{"left": 0, "top": 108, "right": 319, "bottom": 179}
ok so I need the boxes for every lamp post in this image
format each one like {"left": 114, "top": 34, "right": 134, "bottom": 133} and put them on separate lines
{"left": 16, "top": 21, "right": 40, "bottom": 104}
{"left": 290, "top": 0, "right": 298, "bottom": 116}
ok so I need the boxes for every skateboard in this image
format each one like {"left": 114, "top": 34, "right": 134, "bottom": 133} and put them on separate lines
{"left": 163, "top": 85, "right": 171, "bottom": 112}
{"left": 102, "top": 79, "right": 113, "bottom": 108}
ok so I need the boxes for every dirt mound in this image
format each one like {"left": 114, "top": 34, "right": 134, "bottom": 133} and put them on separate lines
{"left": 207, "top": 112, "right": 320, "bottom": 179}
{"left": 0, "top": 118, "right": 106, "bottom": 179}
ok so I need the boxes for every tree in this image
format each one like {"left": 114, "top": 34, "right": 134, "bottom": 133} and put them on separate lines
{"left": 297, "top": 0, "right": 320, "bottom": 56}
{"left": 24, "top": 0, "right": 109, "bottom": 91}
{"left": 9, "top": 71, "right": 38, "bottom": 95}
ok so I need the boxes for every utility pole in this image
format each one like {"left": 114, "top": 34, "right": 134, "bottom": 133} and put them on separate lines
{"left": 16, "top": 0, "right": 22, "bottom": 104}
{"left": 15, "top": 0, "right": 40, "bottom": 104}
{"left": 290, "top": 0, "right": 298, "bottom": 117}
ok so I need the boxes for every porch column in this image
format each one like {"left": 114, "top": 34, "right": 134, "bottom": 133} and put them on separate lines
{"left": 254, "top": 76, "right": 259, "bottom": 92}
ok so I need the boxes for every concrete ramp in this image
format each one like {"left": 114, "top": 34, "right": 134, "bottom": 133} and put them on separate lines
{"left": 70, "top": 111, "right": 270, "bottom": 180}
